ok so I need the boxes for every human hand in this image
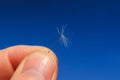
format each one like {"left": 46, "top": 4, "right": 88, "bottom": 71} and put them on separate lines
{"left": 0, "top": 45, "right": 58, "bottom": 80}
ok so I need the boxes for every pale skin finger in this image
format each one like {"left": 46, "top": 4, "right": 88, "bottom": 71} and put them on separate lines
{"left": 0, "top": 45, "right": 58, "bottom": 80}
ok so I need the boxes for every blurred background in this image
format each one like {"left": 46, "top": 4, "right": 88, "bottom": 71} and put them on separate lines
{"left": 0, "top": 0, "right": 120, "bottom": 80}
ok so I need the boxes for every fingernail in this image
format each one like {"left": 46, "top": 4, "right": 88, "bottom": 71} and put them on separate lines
{"left": 22, "top": 52, "right": 55, "bottom": 80}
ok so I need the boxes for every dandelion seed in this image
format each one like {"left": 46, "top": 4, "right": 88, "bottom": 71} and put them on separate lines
{"left": 57, "top": 25, "right": 70, "bottom": 47}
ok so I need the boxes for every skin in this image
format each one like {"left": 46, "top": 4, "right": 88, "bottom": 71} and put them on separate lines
{"left": 0, "top": 45, "right": 58, "bottom": 80}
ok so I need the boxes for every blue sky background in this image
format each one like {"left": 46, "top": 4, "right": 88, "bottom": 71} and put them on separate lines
{"left": 0, "top": 0, "right": 120, "bottom": 80}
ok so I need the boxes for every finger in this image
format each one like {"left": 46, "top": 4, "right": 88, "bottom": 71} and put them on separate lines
{"left": 0, "top": 45, "right": 58, "bottom": 80}
{"left": 11, "top": 51, "right": 57, "bottom": 80}
{"left": 0, "top": 50, "right": 14, "bottom": 80}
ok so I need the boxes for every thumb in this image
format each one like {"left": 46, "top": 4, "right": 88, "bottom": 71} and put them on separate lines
{"left": 11, "top": 51, "right": 58, "bottom": 80}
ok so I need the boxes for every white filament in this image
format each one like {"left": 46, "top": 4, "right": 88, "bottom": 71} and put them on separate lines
{"left": 57, "top": 26, "right": 70, "bottom": 47}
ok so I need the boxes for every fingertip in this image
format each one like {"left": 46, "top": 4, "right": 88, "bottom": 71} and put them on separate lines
{"left": 7, "top": 45, "right": 58, "bottom": 70}
{"left": 10, "top": 46, "right": 58, "bottom": 80}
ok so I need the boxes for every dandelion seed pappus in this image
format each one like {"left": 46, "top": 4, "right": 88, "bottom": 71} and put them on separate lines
{"left": 57, "top": 25, "right": 70, "bottom": 48}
